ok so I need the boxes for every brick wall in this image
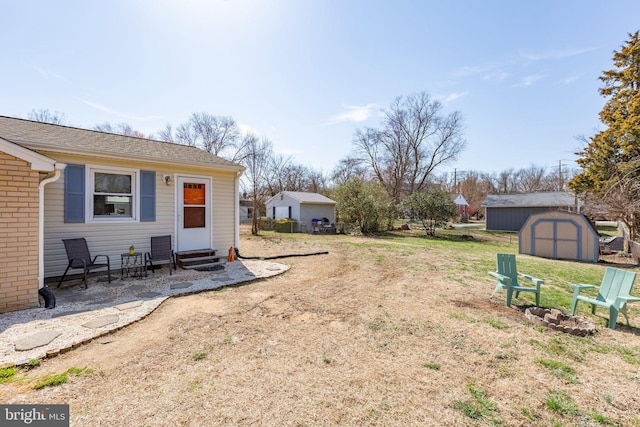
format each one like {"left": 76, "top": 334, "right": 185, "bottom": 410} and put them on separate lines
{"left": 0, "top": 151, "right": 40, "bottom": 312}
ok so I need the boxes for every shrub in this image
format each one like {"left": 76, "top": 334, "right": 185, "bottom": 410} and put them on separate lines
{"left": 258, "top": 217, "right": 274, "bottom": 231}
{"left": 333, "top": 178, "right": 394, "bottom": 233}
{"left": 402, "top": 189, "right": 457, "bottom": 236}
{"left": 274, "top": 218, "right": 298, "bottom": 233}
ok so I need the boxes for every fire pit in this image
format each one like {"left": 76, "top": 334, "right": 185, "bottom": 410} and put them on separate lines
{"left": 525, "top": 307, "right": 596, "bottom": 336}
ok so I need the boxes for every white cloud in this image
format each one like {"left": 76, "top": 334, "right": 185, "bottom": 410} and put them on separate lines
{"left": 35, "top": 67, "right": 48, "bottom": 79}
{"left": 457, "top": 63, "right": 496, "bottom": 76}
{"left": 34, "top": 66, "right": 65, "bottom": 81}
{"left": 561, "top": 74, "right": 580, "bottom": 85}
{"left": 520, "top": 46, "right": 597, "bottom": 62}
{"left": 437, "top": 91, "right": 469, "bottom": 103}
{"left": 458, "top": 45, "right": 595, "bottom": 85}
{"left": 513, "top": 74, "right": 543, "bottom": 88}
{"left": 82, "top": 100, "right": 162, "bottom": 121}
{"left": 238, "top": 123, "right": 261, "bottom": 136}
{"left": 483, "top": 70, "right": 510, "bottom": 82}
{"left": 328, "top": 103, "right": 379, "bottom": 125}
{"left": 457, "top": 62, "right": 512, "bottom": 83}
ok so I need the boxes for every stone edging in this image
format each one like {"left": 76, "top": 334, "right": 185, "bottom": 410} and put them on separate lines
{"left": 525, "top": 307, "right": 596, "bottom": 336}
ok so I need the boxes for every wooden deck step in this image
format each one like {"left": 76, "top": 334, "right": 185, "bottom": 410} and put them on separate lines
{"left": 176, "top": 249, "right": 217, "bottom": 258}
{"left": 179, "top": 255, "right": 225, "bottom": 263}
{"left": 176, "top": 249, "right": 227, "bottom": 269}
{"left": 179, "top": 255, "right": 226, "bottom": 266}
{"left": 183, "top": 261, "right": 227, "bottom": 270}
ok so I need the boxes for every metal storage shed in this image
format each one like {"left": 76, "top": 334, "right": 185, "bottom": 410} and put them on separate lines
{"left": 518, "top": 210, "right": 599, "bottom": 263}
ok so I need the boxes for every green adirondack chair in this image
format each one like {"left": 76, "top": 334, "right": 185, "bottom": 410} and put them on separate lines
{"left": 570, "top": 267, "right": 639, "bottom": 329}
{"left": 489, "top": 253, "right": 544, "bottom": 307}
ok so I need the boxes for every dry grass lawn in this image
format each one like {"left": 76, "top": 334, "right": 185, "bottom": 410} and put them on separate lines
{"left": 2, "top": 228, "right": 640, "bottom": 426}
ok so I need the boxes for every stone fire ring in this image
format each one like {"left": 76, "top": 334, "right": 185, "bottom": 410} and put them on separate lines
{"left": 525, "top": 307, "right": 596, "bottom": 336}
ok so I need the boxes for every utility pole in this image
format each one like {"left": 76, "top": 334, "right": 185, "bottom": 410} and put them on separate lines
{"left": 559, "top": 160, "right": 562, "bottom": 191}
{"left": 558, "top": 160, "right": 566, "bottom": 191}
{"left": 454, "top": 168, "right": 457, "bottom": 193}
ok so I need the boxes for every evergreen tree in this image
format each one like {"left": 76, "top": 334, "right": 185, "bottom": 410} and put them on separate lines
{"left": 569, "top": 31, "right": 640, "bottom": 239}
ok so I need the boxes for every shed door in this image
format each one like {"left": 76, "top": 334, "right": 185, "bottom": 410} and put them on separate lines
{"left": 275, "top": 206, "right": 289, "bottom": 219}
{"left": 532, "top": 219, "right": 580, "bottom": 260}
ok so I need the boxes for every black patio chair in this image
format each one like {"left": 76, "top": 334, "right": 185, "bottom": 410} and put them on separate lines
{"left": 58, "top": 238, "right": 111, "bottom": 289}
{"left": 145, "top": 235, "right": 175, "bottom": 275}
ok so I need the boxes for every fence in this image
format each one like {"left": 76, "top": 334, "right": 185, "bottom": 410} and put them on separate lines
{"left": 256, "top": 217, "right": 345, "bottom": 234}
{"left": 630, "top": 240, "right": 640, "bottom": 265}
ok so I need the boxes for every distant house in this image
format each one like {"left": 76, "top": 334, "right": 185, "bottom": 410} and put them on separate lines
{"left": 239, "top": 197, "right": 253, "bottom": 223}
{"left": 0, "top": 116, "right": 244, "bottom": 313}
{"left": 265, "top": 191, "right": 336, "bottom": 232}
{"left": 452, "top": 193, "right": 469, "bottom": 221}
{"left": 482, "top": 191, "right": 581, "bottom": 232}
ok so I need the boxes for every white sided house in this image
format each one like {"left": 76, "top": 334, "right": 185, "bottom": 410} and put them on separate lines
{"left": 265, "top": 191, "right": 336, "bottom": 232}
{"left": 0, "top": 116, "right": 244, "bottom": 312}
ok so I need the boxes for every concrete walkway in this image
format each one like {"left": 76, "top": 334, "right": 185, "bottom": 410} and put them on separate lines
{"left": 0, "top": 260, "right": 289, "bottom": 367}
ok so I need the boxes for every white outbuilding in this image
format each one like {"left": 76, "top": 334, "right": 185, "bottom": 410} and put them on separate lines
{"left": 265, "top": 191, "right": 336, "bottom": 233}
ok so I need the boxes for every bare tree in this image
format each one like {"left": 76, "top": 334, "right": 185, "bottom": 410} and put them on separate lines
{"left": 435, "top": 170, "right": 493, "bottom": 219}
{"left": 495, "top": 169, "right": 517, "bottom": 193}
{"left": 28, "top": 108, "right": 67, "bottom": 125}
{"left": 174, "top": 122, "right": 198, "bottom": 146}
{"left": 515, "top": 165, "right": 547, "bottom": 193}
{"left": 544, "top": 162, "right": 577, "bottom": 191}
{"left": 157, "top": 124, "right": 175, "bottom": 143}
{"left": 190, "top": 112, "right": 239, "bottom": 155}
{"left": 240, "top": 134, "right": 273, "bottom": 235}
{"left": 307, "top": 168, "right": 328, "bottom": 193}
{"left": 354, "top": 92, "right": 466, "bottom": 202}
{"left": 331, "top": 156, "right": 370, "bottom": 186}
{"left": 161, "top": 112, "right": 245, "bottom": 161}
{"left": 93, "top": 122, "right": 154, "bottom": 139}
{"left": 281, "top": 164, "right": 310, "bottom": 192}
{"left": 456, "top": 171, "right": 492, "bottom": 219}
{"left": 264, "top": 153, "right": 293, "bottom": 196}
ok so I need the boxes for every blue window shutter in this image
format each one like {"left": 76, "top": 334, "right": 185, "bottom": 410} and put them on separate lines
{"left": 64, "top": 164, "right": 85, "bottom": 223}
{"left": 140, "top": 170, "right": 156, "bottom": 222}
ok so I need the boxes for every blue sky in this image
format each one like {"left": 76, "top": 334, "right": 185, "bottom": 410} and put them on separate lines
{"left": 2, "top": 1, "right": 639, "bottom": 176}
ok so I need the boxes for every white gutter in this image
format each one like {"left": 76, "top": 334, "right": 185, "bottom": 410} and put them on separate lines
{"left": 38, "top": 163, "right": 66, "bottom": 288}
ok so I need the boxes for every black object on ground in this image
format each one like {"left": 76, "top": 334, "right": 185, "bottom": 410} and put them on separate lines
{"left": 234, "top": 247, "right": 329, "bottom": 260}
{"left": 38, "top": 285, "right": 56, "bottom": 309}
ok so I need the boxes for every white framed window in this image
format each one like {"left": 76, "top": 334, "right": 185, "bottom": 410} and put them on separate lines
{"left": 87, "top": 165, "right": 139, "bottom": 222}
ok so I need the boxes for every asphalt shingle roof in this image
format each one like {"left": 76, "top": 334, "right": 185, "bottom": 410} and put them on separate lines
{"left": 481, "top": 191, "right": 580, "bottom": 208}
{"left": 269, "top": 191, "right": 336, "bottom": 205}
{"left": 0, "top": 116, "right": 243, "bottom": 170}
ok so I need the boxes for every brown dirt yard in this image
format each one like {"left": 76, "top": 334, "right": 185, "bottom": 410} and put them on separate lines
{"left": 2, "top": 229, "right": 640, "bottom": 426}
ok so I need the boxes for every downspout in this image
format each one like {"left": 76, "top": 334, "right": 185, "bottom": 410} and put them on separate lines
{"left": 234, "top": 170, "right": 242, "bottom": 249}
{"left": 38, "top": 163, "right": 66, "bottom": 288}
